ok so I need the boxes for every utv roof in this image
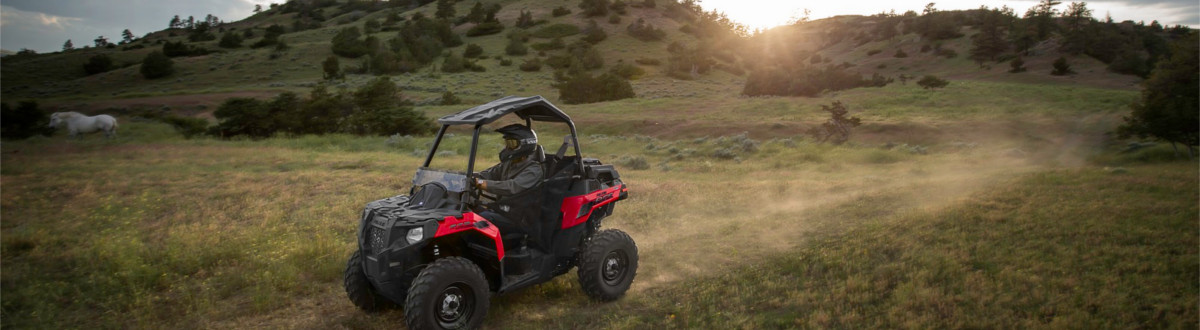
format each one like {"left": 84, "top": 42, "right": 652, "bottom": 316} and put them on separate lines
{"left": 437, "top": 96, "right": 573, "bottom": 126}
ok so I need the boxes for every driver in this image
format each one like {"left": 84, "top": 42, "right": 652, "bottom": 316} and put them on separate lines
{"left": 473, "top": 124, "right": 544, "bottom": 236}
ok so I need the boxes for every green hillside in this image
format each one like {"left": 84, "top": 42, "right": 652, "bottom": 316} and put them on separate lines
{"left": 1, "top": 0, "right": 1180, "bottom": 118}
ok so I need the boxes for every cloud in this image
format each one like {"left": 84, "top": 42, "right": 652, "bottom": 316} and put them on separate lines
{"left": 1, "top": 5, "right": 82, "bottom": 30}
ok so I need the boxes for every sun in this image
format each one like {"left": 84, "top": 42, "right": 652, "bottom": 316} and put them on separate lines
{"left": 699, "top": 0, "right": 809, "bottom": 30}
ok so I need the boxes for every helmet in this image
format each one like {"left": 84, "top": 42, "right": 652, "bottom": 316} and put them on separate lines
{"left": 495, "top": 124, "right": 538, "bottom": 162}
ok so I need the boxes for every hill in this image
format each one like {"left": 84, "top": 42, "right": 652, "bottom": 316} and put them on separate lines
{"left": 0, "top": 0, "right": 1186, "bottom": 124}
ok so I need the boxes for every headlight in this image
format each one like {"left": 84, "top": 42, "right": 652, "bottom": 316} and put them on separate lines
{"left": 406, "top": 227, "right": 424, "bottom": 245}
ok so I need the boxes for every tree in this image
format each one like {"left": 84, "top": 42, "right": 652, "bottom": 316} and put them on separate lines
{"left": 62, "top": 39, "right": 74, "bottom": 51}
{"left": 467, "top": 3, "right": 485, "bottom": 23}
{"left": 435, "top": 0, "right": 456, "bottom": 19}
{"left": 916, "top": 75, "right": 949, "bottom": 89}
{"left": 169, "top": 15, "right": 182, "bottom": 29}
{"left": 1050, "top": 56, "right": 1074, "bottom": 75}
{"left": 806, "top": 101, "right": 861, "bottom": 144}
{"left": 515, "top": 10, "right": 535, "bottom": 28}
{"left": 140, "top": 51, "right": 174, "bottom": 79}
{"left": 1, "top": 101, "right": 55, "bottom": 139}
{"left": 1024, "top": 0, "right": 1061, "bottom": 40}
{"left": 1059, "top": 2, "right": 1093, "bottom": 54}
{"left": 323, "top": 55, "right": 342, "bottom": 80}
{"left": 83, "top": 54, "right": 115, "bottom": 75}
{"left": 1117, "top": 32, "right": 1199, "bottom": 157}
{"left": 121, "top": 29, "right": 135, "bottom": 44}
{"left": 346, "top": 77, "right": 435, "bottom": 136}
{"left": 254, "top": 4, "right": 263, "bottom": 13}
{"left": 94, "top": 36, "right": 109, "bottom": 47}
{"left": 331, "top": 26, "right": 369, "bottom": 58}
{"left": 211, "top": 97, "right": 273, "bottom": 138}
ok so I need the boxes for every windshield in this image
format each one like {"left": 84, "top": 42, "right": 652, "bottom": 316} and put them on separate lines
{"left": 412, "top": 168, "right": 470, "bottom": 193}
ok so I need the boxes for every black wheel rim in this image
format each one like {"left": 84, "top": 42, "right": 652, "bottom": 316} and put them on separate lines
{"left": 601, "top": 250, "right": 629, "bottom": 286}
{"left": 435, "top": 283, "right": 475, "bottom": 329}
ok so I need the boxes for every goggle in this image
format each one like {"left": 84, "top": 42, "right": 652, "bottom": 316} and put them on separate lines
{"left": 504, "top": 138, "right": 520, "bottom": 149}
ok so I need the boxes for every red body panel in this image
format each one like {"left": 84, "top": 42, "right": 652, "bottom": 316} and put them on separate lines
{"left": 560, "top": 184, "right": 627, "bottom": 229}
{"left": 433, "top": 212, "right": 505, "bottom": 260}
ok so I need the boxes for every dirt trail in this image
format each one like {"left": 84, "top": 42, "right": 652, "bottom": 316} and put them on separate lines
{"left": 622, "top": 155, "right": 1039, "bottom": 292}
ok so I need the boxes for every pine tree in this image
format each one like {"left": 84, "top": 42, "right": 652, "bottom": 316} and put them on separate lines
{"left": 1118, "top": 32, "right": 1199, "bottom": 157}
{"left": 121, "top": 29, "right": 135, "bottom": 44}
{"left": 62, "top": 39, "right": 74, "bottom": 51}
{"left": 1051, "top": 56, "right": 1074, "bottom": 75}
{"left": 169, "top": 15, "right": 182, "bottom": 29}
{"left": 435, "top": 0, "right": 456, "bottom": 19}
{"left": 323, "top": 55, "right": 342, "bottom": 80}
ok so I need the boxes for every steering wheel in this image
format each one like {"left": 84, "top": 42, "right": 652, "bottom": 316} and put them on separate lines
{"left": 469, "top": 174, "right": 499, "bottom": 205}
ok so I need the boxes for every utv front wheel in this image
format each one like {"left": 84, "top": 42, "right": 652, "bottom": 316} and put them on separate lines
{"left": 344, "top": 250, "right": 392, "bottom": 312}
{"left": 405, "top": 257, "right": 491, "bottom": 330}
{"left": 578, "top": 229, "right": 638, "bottom": 301}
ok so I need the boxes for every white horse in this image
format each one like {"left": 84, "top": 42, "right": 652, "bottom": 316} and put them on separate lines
{"left": 49, "top": 112, "right": 119, "bottom": 139}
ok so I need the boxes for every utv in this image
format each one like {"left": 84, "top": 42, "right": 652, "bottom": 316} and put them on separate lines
{"left": 344, "top": 96, "right": 635, "bottom": 329}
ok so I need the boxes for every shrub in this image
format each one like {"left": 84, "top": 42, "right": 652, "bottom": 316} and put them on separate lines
{"left": 1051, "top": 57, "right": 1075, "bottom": 76}
{"left": 608, "top": 61, "right": 644, "bottom": 79}
{"left": 532, "top": 24, "right": 581, "bottom": 38}
{"left": 1, "top": 101, "right": 54, "bottom": 139}
{"left": 500, "top": 58, "right": 513, "bottom": 66}
{"left": 627, "top": 18, "right": 665, "bottom": 41}
{"left": 554, "top": 72, "right": 635, "bottom": 104}
{"left": 1009, "top": 56, "right": 1027, "bottom": 73}
{"left": 616, "top": 155, "right": 649, "bottom": 170}
{"left": 161, "top": 115, "right": 210, "bottom": 138}
{"left": 162, "top": 41, "right": 209, "bottom": 57}
{"left": 218, "top": 31, "right": 243, "bottom": 48}
{"left": 442, "top": 53, "right": 466, "bottom": 73}
{"left": 140, "top": 51, "right": 174, "bottom": 79}
{"left": 552, "top": 7, "right": 571, "bottom": 17}
{"left": 505, "top": 38, "right": 528, "bottom": 56}
{"left": 916, "top": 75, "right": 949, "bottom": 89}
{"left": 440, "top": 91, "right": 462, "bottom": 105}
{"left": 531, "top": 37, "right": 565, "bottom": 51}
{"left": 83, "top": 54, "right": 114, "bottom": 75}
{"left": 464, "top": 44, "right": 484, "bottom": 58}
{"left": 466, "top": 21, "right": 505, "bottom": 37}
{"left": 867, "top": 49, "right": 882, "bottom": 56}
{"left": 211, "top": 97, "right": 274, "bottom": 138}
{"left": 519, "top": 58, "right": 542, "bottom": 71}
{"left": 581, "top": 20, "right": 607, "bottom": 44}
{"left": 608, "top": 13, "right": 621, "bottom": 24}
{"left": 893, "top": 49, "right": 908, "bottom": 58}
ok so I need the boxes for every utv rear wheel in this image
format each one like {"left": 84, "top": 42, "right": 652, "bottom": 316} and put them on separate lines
{"left": 404, "top": 257, "right": 491, "bottom": 330}
{"left": 344, "top": 250, "right": 392, "bottom": 312}
{"left": 578, "top": 229, "right": 638, "bottom": 301}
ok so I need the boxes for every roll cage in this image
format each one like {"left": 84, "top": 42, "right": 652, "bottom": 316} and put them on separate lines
{"left": 421, "top": 96, "right": 586, "bottom": 184}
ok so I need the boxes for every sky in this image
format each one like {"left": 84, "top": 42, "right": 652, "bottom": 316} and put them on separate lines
{"left": 1, "top": 0, "right": 1196, "bottom": 53}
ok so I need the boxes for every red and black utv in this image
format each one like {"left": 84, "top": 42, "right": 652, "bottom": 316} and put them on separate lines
{"left": 343, "top": 96, "right": 636, "bottom": 329}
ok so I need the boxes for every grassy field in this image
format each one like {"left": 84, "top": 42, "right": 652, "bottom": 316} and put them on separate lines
{"left": 2, "top": 99, "right": 1196, "bottom": 329}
